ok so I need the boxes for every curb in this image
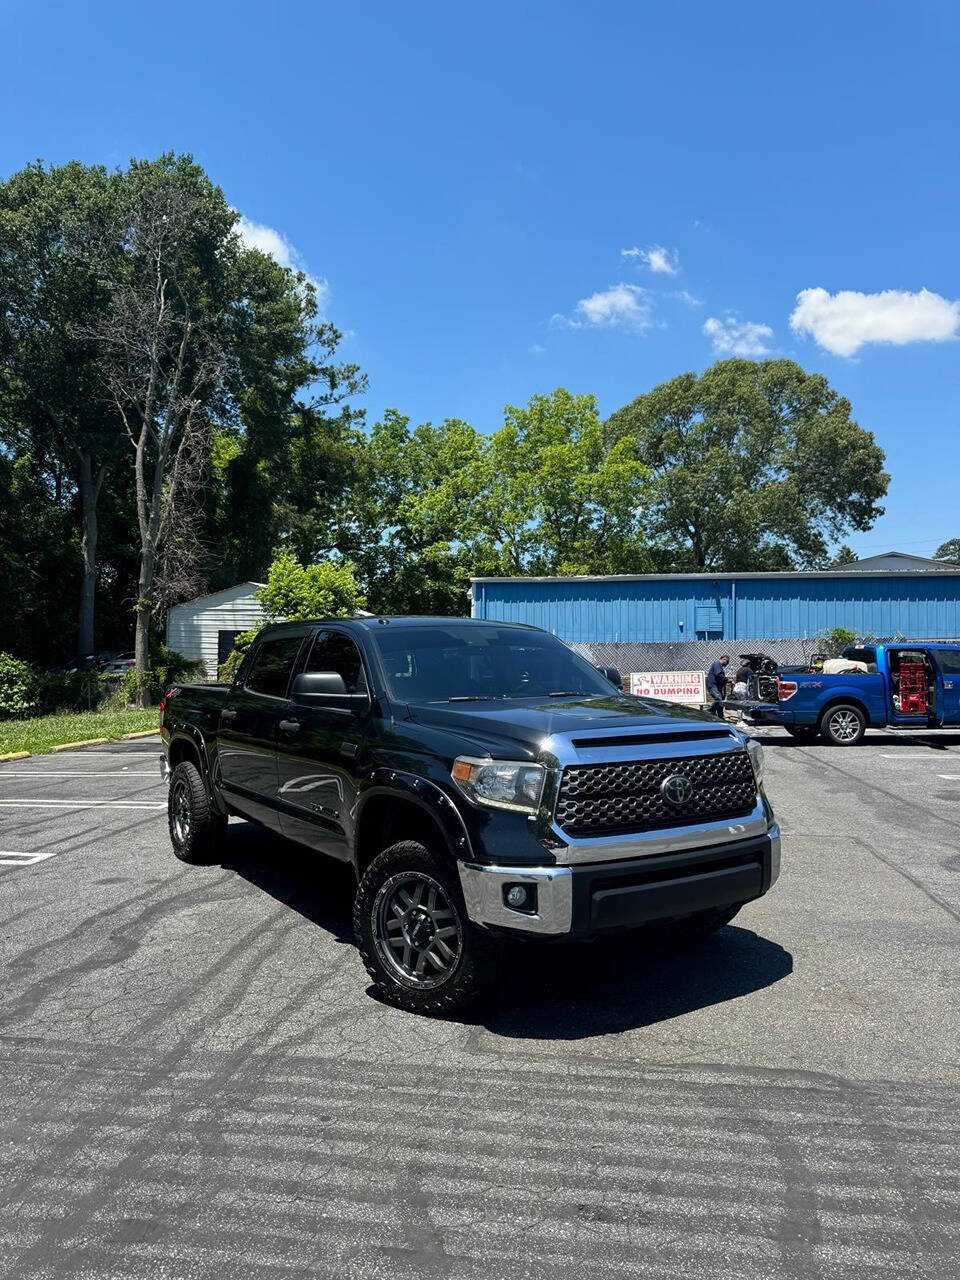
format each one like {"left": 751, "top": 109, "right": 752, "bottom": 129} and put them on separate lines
{"left": 0, "top": 751, "right": 30, "bottom": 763}
{"left": 122, "top": 729, "right": 160, "bottom": 740}
{"left": 52, "top": 737, "right": 109, "bottom": 752}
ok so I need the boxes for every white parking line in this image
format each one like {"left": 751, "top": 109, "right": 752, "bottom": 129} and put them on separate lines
{"left": 0, "top": 850, "right": 58, "bottom": 866}
{"left": 936, "top": 775, "right": 960, "bottom": 781}
{"left": 879, "top": 754, "right": 960, "bottom": 760}
{"left": 0, "top": 800, "right": 166, "bottom": 809}
{"left": 0, "top": 771, "right": 158, "bottom": 777}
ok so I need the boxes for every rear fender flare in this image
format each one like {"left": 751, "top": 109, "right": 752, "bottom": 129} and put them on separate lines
{"left": 167, "top": 727, "right": 228, "bottom": 817}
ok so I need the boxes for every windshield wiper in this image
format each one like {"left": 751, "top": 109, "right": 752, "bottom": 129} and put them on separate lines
{"left": 547, "top": 690, "right": 585, "bottom": 697}
{"left": 441, "top": 695, "right": 502, "bottom": 702}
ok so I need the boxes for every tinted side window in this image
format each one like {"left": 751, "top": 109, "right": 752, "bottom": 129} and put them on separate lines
{"left": 843, "top": 647, "right": 877, "bottom": 666}
{"left": 936, "top": 649, "right": 960, "bottom": 676}
{"left": 305, "top": 630, "right": 368, "bottom": 695}
{"left": 245, "top": 636, "right": 305, "bottom": 698}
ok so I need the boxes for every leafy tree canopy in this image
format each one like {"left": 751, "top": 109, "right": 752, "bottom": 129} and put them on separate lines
{"left": 606, "top": 359, "right": 889, "bottom": 571}
{"left": 934, "top": 538, "right": 960, "bottom": 565}
{"left": 256, "top": 552, "right": 366, "bottom": 622}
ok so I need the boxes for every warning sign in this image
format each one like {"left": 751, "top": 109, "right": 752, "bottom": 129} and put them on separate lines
{"left": 630, "top": 670, "right": 706, "bottom": 705}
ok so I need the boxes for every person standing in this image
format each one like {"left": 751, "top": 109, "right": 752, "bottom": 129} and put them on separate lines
{"left": 706, "top": 654, "right": 730, "bottom": 718}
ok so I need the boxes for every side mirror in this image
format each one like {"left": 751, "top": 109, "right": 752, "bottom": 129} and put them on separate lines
{"left": 289, "top": 670, "right": 369, "bottom": 713}
{"left": 597, "top": 665, "right": 623, "bottom": 689}
{"left": 292, "top": 671, "right": 346, "bottom": 697}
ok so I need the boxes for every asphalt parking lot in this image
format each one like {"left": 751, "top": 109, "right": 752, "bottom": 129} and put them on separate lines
{"left": 1, "top": 732, "right": 958, "bottom": 1278}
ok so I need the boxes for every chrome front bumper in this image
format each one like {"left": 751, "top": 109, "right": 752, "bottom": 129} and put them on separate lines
{"left": 459, "top": 823, "right": 781, "bottom": 937}
{"left": 458, "top": 862, "right": 574, "bottom": 935}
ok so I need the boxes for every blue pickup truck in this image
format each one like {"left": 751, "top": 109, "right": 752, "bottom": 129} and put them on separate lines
{"left": 743, "top": 643, "right": 960, "bottom": 745}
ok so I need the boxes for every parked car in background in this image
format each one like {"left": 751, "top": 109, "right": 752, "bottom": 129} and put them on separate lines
{"left": 101, "top": 652, "right": 137, "bottom": 675}
{"left": 160, "top": 616, "right": 780, "bottom": 1015}
{"left": 744, "top": 642, "right": 960, "bottom": 744}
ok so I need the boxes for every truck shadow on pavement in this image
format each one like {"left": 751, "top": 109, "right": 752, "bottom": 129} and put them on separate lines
{"left": 475, "top": 926, "right": 792, "bottom": 1040}
{"left": 218, "top": 821, "right": 793, "bottom": 1037}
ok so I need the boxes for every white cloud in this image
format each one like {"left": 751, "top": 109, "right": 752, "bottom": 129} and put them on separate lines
{"left": 670, "top": 289, "right": 704, "bottom": 308}
{"left": 235, "top": 213, "right": 330, "bottom": 311}
{"left": 529, "top": 342, "right": 547, "bottom": 355}
{"left": 703, "top": 314, "right": 774, "bottom": 357}
{"left": 555, "top": 283, "right": 652, "bottom": 331}
{"left": 621, "top": 244, "right": 679, "bottom": 275}
{"left": 789, "top": 287, "right": 960, "bottom": 357}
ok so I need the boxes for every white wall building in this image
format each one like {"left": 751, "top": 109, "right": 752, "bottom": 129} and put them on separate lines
{"left": 165, "top": 582, "right": 271, "bottom": 679}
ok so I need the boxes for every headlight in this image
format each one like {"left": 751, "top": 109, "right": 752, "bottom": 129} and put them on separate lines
{"left": 451, "top": 756, "right": 546, "bottom": 813}
{"left": 746, "top": 736, "right": 764, "bottom": 784}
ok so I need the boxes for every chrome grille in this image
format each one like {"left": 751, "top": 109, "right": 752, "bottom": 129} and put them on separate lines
{"left": 554, "top": 750, "right": 757, "bottom": 837}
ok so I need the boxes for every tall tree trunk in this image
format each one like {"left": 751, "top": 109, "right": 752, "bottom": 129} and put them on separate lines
{"left": 76, "top": 452, "right": 105, "bottom": 658}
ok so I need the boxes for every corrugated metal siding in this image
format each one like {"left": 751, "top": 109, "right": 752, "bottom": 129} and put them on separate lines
{"left": 166, "top": 587, "right": 271, "bottom": 679}
{"left": 475, "top": 575, "right": 960, "bottom": 644}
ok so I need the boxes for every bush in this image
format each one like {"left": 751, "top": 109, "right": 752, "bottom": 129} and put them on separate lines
{"left": 820, "top": 627, "right": 858, "bottom": 658}
{"left": 37, "top": 669, "right": 111, "bottom": 714}
{"left": 0, "top": 652, "right": 39, "bottom": 719}
{"left": 102, "top": 646, "right": 207, "bottom": 709}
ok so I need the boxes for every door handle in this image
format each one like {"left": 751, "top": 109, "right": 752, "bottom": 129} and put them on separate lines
{"left": 220, "top": 709, "right": 237, "bottom": 723}
{"left": 278, "top": 719, "right": 301, "bottom": 735}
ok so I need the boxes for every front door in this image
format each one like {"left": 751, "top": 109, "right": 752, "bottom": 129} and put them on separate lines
{"left": 276, "top": 629, "right": 371, "bottom": 859}
{"left": 217, "top": 631, "right": 309, "bottom": 830}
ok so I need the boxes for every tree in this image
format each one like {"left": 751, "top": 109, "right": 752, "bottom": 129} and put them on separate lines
{"left": 0, "top": 161, "right": 125, "bottom": 655}
{"left": 352, "top": 391, "right": 653, "bottom": 614}
{"left": 934, "top": 538, "right": 960, "bottom": 565}
{"left": 606, "top": 359, "right": 889, "bottom": 571}
{"left": 830, "top": 544, "right": 858, "bottom": 566}
{"left": 477, "top": 389, "right": 653, "bottom": 576}
{"left": 88, "top": 154, "right": 364, "bottom": 703}
{"left": 256, "top": 552, "right": 366, "bottom": 622}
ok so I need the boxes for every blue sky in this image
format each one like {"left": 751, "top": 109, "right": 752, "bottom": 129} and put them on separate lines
{"left": 3, "top": 1, "right": 959, "bottom": 557}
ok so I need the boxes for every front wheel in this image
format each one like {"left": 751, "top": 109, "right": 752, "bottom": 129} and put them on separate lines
{"left": 354, "top": 840, "right": 496, "bottom": 1015}
{"left": 819, "top": 703, "right": 866, "bottom": 746}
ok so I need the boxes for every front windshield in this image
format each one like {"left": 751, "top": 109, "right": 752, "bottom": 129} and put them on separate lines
{"left": 373, "top": 624, "right": 617, "bottom": 703}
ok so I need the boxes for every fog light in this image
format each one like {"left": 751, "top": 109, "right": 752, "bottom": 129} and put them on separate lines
{"left": 505, "top": 884, "right": 530, "bottom": 909}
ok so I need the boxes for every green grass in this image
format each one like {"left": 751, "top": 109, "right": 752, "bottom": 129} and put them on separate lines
{"left": 0, "top": 708, "right": 159, "bottom": 756}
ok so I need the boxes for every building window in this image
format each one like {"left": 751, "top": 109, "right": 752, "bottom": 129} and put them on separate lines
{"left": 218, "top": 630, "right": 243, "bottom": 666}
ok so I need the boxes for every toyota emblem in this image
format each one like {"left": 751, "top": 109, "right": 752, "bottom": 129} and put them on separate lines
{"left": 661, "top": 773, "right": 693, "bottom": 807}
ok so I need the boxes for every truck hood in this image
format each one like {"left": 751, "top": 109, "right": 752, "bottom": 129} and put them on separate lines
{"left": 405, "top": 694, "right": 724, "bottom": 755}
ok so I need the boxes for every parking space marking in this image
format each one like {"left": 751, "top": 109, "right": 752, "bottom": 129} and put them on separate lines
{"left": 0, "top": 850, "right": 58, "bottom": 866}
{"left": 936, "top": 774, "right": 960, "bottom": 781}
{"left": 0, "top": 800, "right": 166, "bottom": 809}
{"left": 879, "top": 753, "right": 960, "bottom": 759}
{"left": 0, "top": 770, "right": 158, "bottom": 777}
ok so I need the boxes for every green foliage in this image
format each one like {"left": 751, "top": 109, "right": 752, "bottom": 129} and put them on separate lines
{"left": 820, "top": 627, "right": 859, "bottom": 657}
{"left": 257, "top": 553, "right": 366, "bottom": 622}
{"left": 934, "top": 538, "right": 960, "bottom": 565}
{"left": 353, "top": 391, "right": 653, "bottom": 614}
{"left": 0, "top": 652, "right": 39, "bottom": 719}
{"left": 217, "top": 629, "right": 260, "bottom": 684}
{"left": 606, "top": 359, "right": 889, "bottom": 571}
{"left": 830, "top": 544, "right": 858, "bottom": 566}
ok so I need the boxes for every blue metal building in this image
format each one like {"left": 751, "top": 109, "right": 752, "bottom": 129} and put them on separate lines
{"left": 470, "top": 555, "right": 960, "bottom": 644}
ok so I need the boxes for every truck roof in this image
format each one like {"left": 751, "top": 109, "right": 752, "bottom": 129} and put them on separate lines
{"left": 258, "top": 615, "right": 541, "bottom": 634}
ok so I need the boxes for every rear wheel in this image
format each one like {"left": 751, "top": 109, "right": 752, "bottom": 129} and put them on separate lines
{"left": 168, "top": 760, "right": 226, "bottom": 863}
{"left": 819, "top": 703, "right": 866, "bottom": 746}
{"left": 354, "top": 840, "right": 496, "bottom": 1015}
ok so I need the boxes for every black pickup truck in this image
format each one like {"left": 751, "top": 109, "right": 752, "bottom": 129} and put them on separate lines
{"left": 160, "top": 617, "right": 780, "bottom": 1014}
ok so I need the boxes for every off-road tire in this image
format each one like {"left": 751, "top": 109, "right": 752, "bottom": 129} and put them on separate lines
{"left": 819, "top": 703, "right": 866, "bottom": 747}
{"left": 168, "top": 760, "right": 227, "bottom": 864}
{"left": 354, "top": 840, "right": 497, "bottom": 1015}
{"left": 666, "top": 903, "right": 744, "bottom": 943}
{"left": 786, "top": 725, "right": 818, "bottom": 742}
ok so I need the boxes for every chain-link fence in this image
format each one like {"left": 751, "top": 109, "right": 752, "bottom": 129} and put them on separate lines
{"left": 570, "top": 636, "right": 960, "bottom": 677}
